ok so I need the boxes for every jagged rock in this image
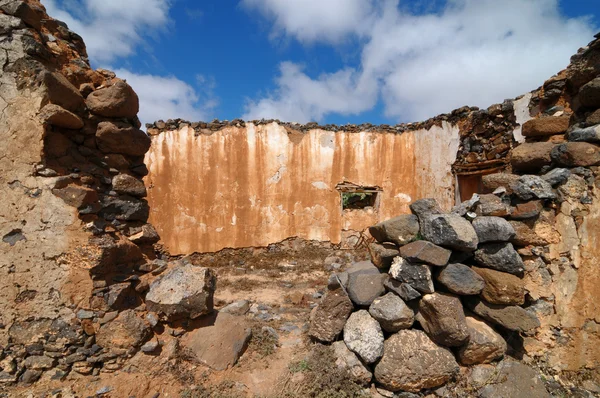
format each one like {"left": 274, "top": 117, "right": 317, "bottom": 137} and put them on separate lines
{"left": 91, "top": 235, "right": 144, "bottom": 272}
{"left": 374, "top": 330, "right": 459, "bottom": 392}
{"left": 399, "top": 240, "right": 451, "bottom": 266}
{"left": 409, "top": 198, "right": 443, "bottom": 220}
{"left": 112, "top": 174, "right": 147, "bottom": 197}
{"left": 389, "top": 257, "right": 434, "bottom": 294}
{"left": 369, "top": 242, "right": 399, "bottom": 269}
{"left": 477, "top": 360, "right": 551, "bottom": 398}
{"left": 369, "top": 215, "right": 420, "bottom": 246}
{"left": 220, "top": 300, "right": 250, "bottom": 316}
{"left": 551, "top": 142, "right": 600, "bottom": 167}
{"left": 511, "top": 142, "right": 555, "bottom": 172}
{"left": 510, "top": 175, "right": 556, "bottom": 200}
{"left": 436, "top": 263, "right": 485, "bottom": 295}
{"left": 39, "top": 104, "right": 84, "bottom": 129}
{"left": 308, "top": 287, "right": 354, "bottom": 342}
{"left": 383, "top": 277, "right": 421, "bottom": 301}
{"left": 579, "top": 77, "right": 600, "bottom": 108}
{"left": 23, "top": 355, "right": 55, "bottom": 370}
{"left": 146, "top": 264, "right": 216, "bottom": 321}
{"left": 475, "top": 194, "right": 511, "bottom": 217}
{"left": 474, "top": 242, "right": 524, "bottom": 275}
{"left": 343, "top": 310, "right": 384, "bottom": 364}
{"left": 96, "top": 309, "right": 151, "bottom": 349}
{"left": 128, "top": 224, "right": 160, "bottom": 244}
{"left": 416, "top": 293, "right": 470, "bottom": 347}
{"left": 180, "top": 312, "right": 252, "bottom": 370}
{"left": 521, "top": 115, "right": 570, "bottom": 137}
{"left": 96, "top": 121, "right": 151, "bottom": 157}
{"left": 558, "top": 174, "right": 589, "bottom": 203}
{"left": 451, "top": 193, "right": 480, "bottom": 216}
{"left": 99, "top": 195, "right": 149, "bottom": 221}
{"left": 482, "top": 173, "right": 519, "bottom": 194}
{"left": 542, "top": 168, "right": 571, "bottom": 186}
{"left": 0, "top": 13, "right": 24, "bottom": 35}
{"left": 420, "top": 213, "right": 479, "bottom": 252}
{"left": 368, "top": 292, "right": 414, "bottom": 332}
{"left": 332, "top": 341, "right": 372, "bottom": 386}
{"left": 20, "top": 370, "right": 42, "bottom": 384}
{"left": 472, "top": 216, "right": 516, "bottom": 243}
{"left": 568, "top": 124, "right": 600, "bottom": 143}
{"left": 52, "top": 184, "right": 98, "bottom": 209}
{"left": 86, "top": 80, "right": 139, "bottom": 118}
{"left": 141, "top": 339, "right": 160, "bottom": 353}
{"left": 1, "top": 1, "right": 42, "bottom": 30}
{"left": 468, "top": 299, "right": 540, "bottom": 333}
{"left": 42, "top": 71, "right": 85, "bottom": 111}
{"left": 473, "top": 267, "right": 525, "bottom": 305}
{"left": 457, "top": 317, "right": 507, "bottom": 365}
{"left": 346, "top": 271, "right": 386, "bottom": 306}
{"left": 510, "top": 201, "right": 542, "bottom": 220}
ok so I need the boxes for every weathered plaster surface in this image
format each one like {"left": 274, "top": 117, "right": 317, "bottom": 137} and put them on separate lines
{"left": 146, "top": 122, "right": 460, "bottom": 254}
{"left": 512, "top": 93, "right": 533, "bottom": 143}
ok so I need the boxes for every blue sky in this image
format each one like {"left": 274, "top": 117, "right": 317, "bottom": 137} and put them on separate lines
{"left": 43, "top": 0, "right": 598, "bottom": 127}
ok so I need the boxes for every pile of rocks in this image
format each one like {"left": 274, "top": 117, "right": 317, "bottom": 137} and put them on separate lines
{"left": 309, "top": 197, "right": 540, "bottom": 393}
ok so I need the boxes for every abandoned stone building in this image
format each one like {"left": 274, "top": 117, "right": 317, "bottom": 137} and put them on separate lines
{"left": 1, "top": 0, "right": 600, "bottom": 397}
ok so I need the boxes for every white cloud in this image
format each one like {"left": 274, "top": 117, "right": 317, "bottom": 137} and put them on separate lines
{"left": 243, "top": 0, "right": 597, "bottom": 123}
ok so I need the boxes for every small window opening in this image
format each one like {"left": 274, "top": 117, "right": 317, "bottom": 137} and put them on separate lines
{"left": 336, "top": 182, "right": 382, "bottom": 211}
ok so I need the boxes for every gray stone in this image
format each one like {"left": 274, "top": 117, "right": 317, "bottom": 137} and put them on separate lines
{"left": 331, "top": 341, "right": 372, "bottom": 386}
{"left": 389, "top": 257, "right": 434, "bottom": 294}
{"left": 510, "top": 175, "right": 556, "bottom": 200}
{"left": 369, "top": 215, "right": 420, "bottom": 246}
{"left": 308, "top": 288, "right": 354, "bottom": 342}
{"left": 451, "top": 193, "right": 480, "bottom": 216}
{"left": 374, "top": 329, "right": 459, "bottom": 392}
{"left": 383, "top": 277, "right": 421, "bottom": 301}
{"left": 475, "top": 194, "right": 511, "bottom": 217}
{"left": 457, "top": 317, "right": 507, "bottom": 365}
{"left": 368, "top": 293, "right": 414, "bottom": 332}
{"left": 346, "top": 272, "right": 385, "bottom": 306}
{"left": 23, "top": 355, "right": 55, "bottom": 370}
{"left": 76, "top": 309, "right": 95, "bottom": 319}
{"left": 416, "top": 292, "right": 470, "bottom": 347}
{"left": 343, "top": 310, "right": 384, "bottom": 364}
{"left": 420, "top": 213, "right": 479, "bottom": 252}
{"left": 399, "top": 240, "right": 451, "bottom": 266}
{"left": 436, "top": 263, "right": 485, "bottom": 295}
{"left": 409, "top": 198, "right": 443, "bottom": 220}
{"left": 478, "top": 360, "right": 551, "bottom": 398}
{"left": 568, "top": 124, "right": 600, "bottom": 143}
{"left": 474, "top": 242, "right": 524, "bottom": 275}
{"left": 140, "top": 339, "right": 160, "bottom": 353}
{"left": 368, "top": 242, "right": 399, "bottom": 269}
{"left": 468, "top": 299, "right": 541, "bottom": 333}
{"left": 472, "top": 216, "right": 516, "bottom": 243}
{"left": 146, "top": 264, "right": 216, "bottom": 321}
{"left": 346, "top": 260, "right": 380, "bottom": 275}
{"left": 20, "top": 369, "right": 42, "bottom": 384}
{"left": 99, "top": 195, "right": 149, "bottom": 221}
{"left": 112, "top": 174, "right": 147, "bottom": 197}
{"left": 220, "top": 300, "right": 250, "bottom": 316}
{"left": 579, "top": 77, "right": 600, "bottom": 108}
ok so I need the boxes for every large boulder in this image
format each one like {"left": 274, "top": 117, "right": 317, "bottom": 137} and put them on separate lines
{"left": 343, "top": 310, "right": 384, "bottom": 364}
{"left": 332, "top": 341, "right": 372, "bottom": 386}
{"left": 511, "top": 142, "right": 555, "bottom": 172}
{"left": 409, "top": 198, "right": 443, "bottom": 220}
{"left": 475, "top": 194, "right": 511, "bottom": 217}
{"left": 521, "top": 115, "right": 570, "bottom": 137}
{"left": 42, "top": 71, "right": 84, "bottom": 111}
{"left": 477, "top": 360, "right": 551, "bottom": 398}
{"left": 374, "top": 330, "right": 459, "bottom": 392}
{"left": 472, "top": 267, "right": 525, "bottom": 305}
{"left": 510, "top": 175, "right": 556, "bottom": 201}
{"left": 369, "top": 215, "right": 420, "bottom": 246}
{"left": 86, "top": 80, "right": 140, "bottom": 118}
{"left": 420, "top": 213, "right": 479, "bottom": 252}
{"left": 579, "top": 77, "right": 600, "bottom": 108}
{"left": 99, "top": 195, "right": 149, "bottom": 221}
{"left": 457, "top": 317, "right": 507, "bottom": 365}
{"left": 474, "top": 242, "right": 524, "bottom": 275}
{"left": 399, "top": 240, "right": 451, "bottom": 266}
{"left": 472, "top": 216, "right": 516, "bottom": 243}
{"left": 542, "top": 168, "right": 571, "bottom": 187}
{"left": 416, "top": 293, "right": 470, "bottom": 347}
{"left": 368, "top": 242, "right": 399, "bottom": 269}
{"left": 568, "top": 124, "right": 600, "bottom": 143}
{"left": 346, "top": 271, "right": 386, "bottom": 306}
{"left": 436, "top": 263, "right": 485, "bottom": 295}
{"left": 389, "top": 257, "right": 434, "bottom": 294}
{"left": 368, "top": 293, "right": 414, "bottom": 332}
{"left": 112, "top": 174, "right": 147, "bottom": 197}
{"left": 96, "top": 121, "right": 151, "bottom": 157}
{"left": 482, "top": 173, "right": 519, "bottom": 194}
{"left": 39, "top": 104, "right": 84, "bottom": 129}
{"left": 145, "top": 264, "right": 216, "bottom": 321}
{"left": 551, "top": 142, "right": 600, "bottom": 167}
{"left": 308, "top": 287, "right": 354, "bottom": 342}
{"left": 468, "top": 299, "right": 540, "bottom": 333}
{"left": 180, "top": 312, "right": 252, "bottom": 370}
{"left": 96, "top": 309, "right": 151, "bottom": 349}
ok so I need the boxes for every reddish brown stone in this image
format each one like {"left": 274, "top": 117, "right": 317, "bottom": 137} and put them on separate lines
{"left": 472, "top": 267, "right": 525, "bottom": 305}
{"left": 510, "top": 201, "right": 542, "bottom": 220}
{"left": 52, "top": 184, "right": 98, "bottom": 209}
{"left": 511, "top": 142, "right": 555, "bottom": 172}
{"left": 551, "top": 142, "right": 600, "bottom": 167}
{"left": 522, "top": 115, "right": 570, "bottom": 137}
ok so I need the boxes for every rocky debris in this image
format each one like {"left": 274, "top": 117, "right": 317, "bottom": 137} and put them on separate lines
{"left": 579, "top": 77, "right": 600, "bottom": 108}
{"left": 369, "top": 215, "right": 420, "bottom": 246}
{"left": 568, "top": 124, "right": 600, "bottom": 143}
{"left": 551, "top": 142, "right": 600, "bottom": 167}
{"left": 457, "top": 317, "right": 507, "bottom": 365}
{"left": 96, "top": 309, "right": 151, "bottom": 349}
{"left": 416, "top": 293, "right": 470, "bottom": 347}
{"left": 368, "top": 242, "right": 400, "bottom": 269}
{"left": 180, "top": 312, "right": 252, "bottom": 371}
{"left": 332, "top": 341, "right": 372, "bottom": 386}
{"left": 542, "top": 168, "right": 571, "bottom": 186}
{"left": 220, "top": 300, "right": 250, "bottom": 316}
{"left": 477, "top": 360, "right": 551, "bottom": 398}
{"left": 145, "top": 264, "right": 216, "bottom": 321}
{"left": 511, "top": 175, "right": 556, "bottom": 200}
{"left": 38, "top": 104, "right": 84, "bottom": 129}
{"left": 474, "top": 242, "right": 525, "bottom": 275}
{"left": 472, "top": 216, "right": 516, "bottom": 243}
{"left": 389, "top": 257, "right": 434, "bottom": 294}
{"left": 476, "top": 194, "right": 511, "bottom": 217}
{"left": 112, "top": 174, "right": 147, "bottom": 197}
{"left": 436, "top": 263, "right": 485, "bottom": 295}
{"left": 96, "top": 121, "right": 151, "bottom": 156}
{"left": 86, "top": 80, "right": 139, "bottom": 118}
{"left": 468, "top": 299, "right": 540, "bottom": 333}
{"left": 511, "top": 142, "right": 555, "bottom": 172}
{"left": 383, "top": 277, "right": 421, "bottom": 301}
{"left": 368, "top": 293, "right": 414, "bottom": 332}
{"left": 308, "top": 288, "right": 354, "bottom": 342}
{"left": 343, "top": 310, "right": 384, "bottom": 364}
{"left": 409, "top": 198, "right": 443, "bottom": 220}
{"left": 399, "top": 240, "right": 451, "bottom": 266}
{"left": 374, "top": 330, "right": 459, "bottom": 392}
{"left": 452, "top": 193, "right": 480, "bottom": 216}
{"left": 420, "top": 213, "right": 479, "bottom": 252}
{"left": 521, "top": 115, "right": 570, "bottom": 137}
{"left": 346, "top": 271, "right": 386, "bottom": 306}
{"left": 473, "top": 267, "right": 525, "bottom": 305}
{"left": 128, "top": 224, "right": 160, "bottom": 245}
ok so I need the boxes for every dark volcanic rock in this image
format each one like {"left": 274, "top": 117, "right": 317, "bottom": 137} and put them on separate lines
{"left": 510, "top": 175, "right": 556, "bottom": 201}
{"left": 409, "top": 198, "right": 443, "bottom": 220}
{"left": 416, "top": 292, "right": 470, "bottom": 347}
{"left": 383, "top": 277, "right": 422, "bottom": 301}
{"left": 369, "top": 215, "right": 420, "bottom": 246}
{"left": 389, "top": 257, "right": 434, "bottom": 294}
{"left": 457, "top": 317, "right": 507, "bottom": 365}
{"left": 472, "top": 216, "right": 516, "bottom": 243}
{"left": 468, "top": 299, "right": 540, "bottom": 333}
{"left": 474, "top": 242, "right": 525, "bottom": 275}
{"left": 399, "top": 240, "right": 451, "bottom": 266}
{"left": 369, "top": 242, "right": 400, "bottom": 269}
{"left": 368, "top": 292, "right": 414, "bottom": 332}
{"left": 436, "top": 263, "right": 485, "bottom": 295}
{"left": 420, "top": 213, "right": 479, "bottom": 252}
{"left": 346, "top": 272, "right": 386, "bottom": 306}
{"left": 308, "top": 287, "right": 354, "bottom": 342}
